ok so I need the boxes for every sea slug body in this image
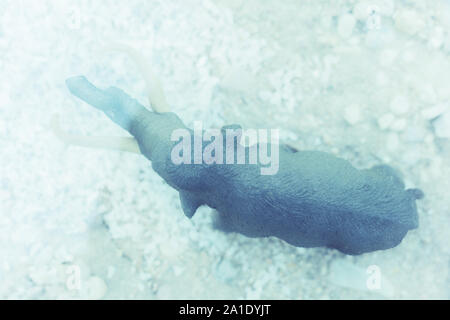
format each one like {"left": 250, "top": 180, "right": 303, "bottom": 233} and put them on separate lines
{"left": 63, "top": 75, "right": 423, "bottom": 255}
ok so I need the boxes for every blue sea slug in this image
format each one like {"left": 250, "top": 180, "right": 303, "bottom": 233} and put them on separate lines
{"left": 59, "top": 71, "right": 423, "bottom": 255}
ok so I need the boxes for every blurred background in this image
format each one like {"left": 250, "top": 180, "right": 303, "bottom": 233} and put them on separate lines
{"left": 0, "top": 0, "right": 449, "bottom": 299}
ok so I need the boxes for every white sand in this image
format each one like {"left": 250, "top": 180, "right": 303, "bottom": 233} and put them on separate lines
{"left": 0, "top": 0, "right": 449, "bottom": 299}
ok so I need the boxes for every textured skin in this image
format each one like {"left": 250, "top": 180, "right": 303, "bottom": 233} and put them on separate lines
{"left": 66, "top": 76, "right": 423, "bottom": 255}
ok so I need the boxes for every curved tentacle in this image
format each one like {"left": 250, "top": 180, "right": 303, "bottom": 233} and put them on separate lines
{"left": 51, "top": 115, "right": 141, "bottom": 154}
{"left": 52, "top": 43, "right": 169, "bottom": 153}
{"left": 104, "top": 42, "right": 170, "bottom": 113}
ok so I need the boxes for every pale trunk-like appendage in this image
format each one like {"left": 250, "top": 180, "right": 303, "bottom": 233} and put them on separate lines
{"left": 53, "top": 43, "right": 169, "bottom": 154}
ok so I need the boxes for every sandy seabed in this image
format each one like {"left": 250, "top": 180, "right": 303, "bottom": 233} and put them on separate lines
{"left": 0, "top": 0, "right": 449, "bottom": 299}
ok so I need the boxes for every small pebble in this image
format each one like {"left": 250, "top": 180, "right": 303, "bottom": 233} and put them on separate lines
{"left": 386, "top": 133, "right": 400, "bottom": 151}
{"left": 106, "top": 266, "right": 115, "bottom": 279}
{"left": 379, "top": 49, "right": 398, "bottom": 67}
{"left": 354, "top": 0, "right": 395, "bottom": 19}
{"left": 344, "top": 104, "right": 362, "bottom": 125}
{"left": 395, "top": 9, "right": 425, "bottom": 36}
{"left": 390, "top": 118, "right": 407, "bottom": 132}
{"left": 433, "top": 112, "right": 450, "bottom": 138}
{"left": 215, "top": 259, "right": 238, "bottom": 284}
{"left": 401, "top": 149, "right": 421, "bottom": 166}
{"left": 338, "top": 14, "right": 356, "bottom": 38}
{"left": 404, "top": 126, "right": 426, "bottom": 142}
{"left": 418, "top": 84, "right": 437, "bottom": 104}
{"left": 429, "top": 27, "right": 444, "bottom": 49}
{"left": 365, "top": 30, "right": 383, "bottom": 48}
{"left": 173, "top": 266, "right": 184, "bottom": 277}
{"left": 376, "top": 72, "right": 389, "bottom": 86}
{"left": 365, "top": 26, "right": 395, "bottom": 49}
{"left": 376, "top": 0, "right": 395, "bottom": 17}
{"left": 83, "top": 276, "right": 108, "bottom": 300}
{"left": 378, "top": 113, "right": 395, "bottom": 130}
{"left": 353, "top": 2, "right": 376, "bottom": 20}
{"left": 390, "top": 95, "right": 410, "bottom": 115}
{"left": 402, "top": 51, "right": 415, "bottom": 63}
{"left": 422, "top": 104, "right": 446, "bottom": 120}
